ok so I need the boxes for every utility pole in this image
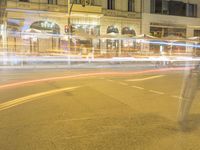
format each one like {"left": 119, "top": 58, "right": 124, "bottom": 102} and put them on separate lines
{"left": 140, "top": 0, "right": 143, "bottom": 34}
{"left": 0, "top": 0, "right": 7, "bottom": 65}
{"left": 67, "top": 0, "right": 86, "bottom": 65}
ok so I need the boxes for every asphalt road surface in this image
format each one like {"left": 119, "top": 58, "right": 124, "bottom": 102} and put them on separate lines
{"left": 0, "top": 68, "right": 200, "bottom": 150}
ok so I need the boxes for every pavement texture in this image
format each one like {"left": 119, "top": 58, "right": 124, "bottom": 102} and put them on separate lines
{"left": 0, "top": 68, "right": 200, "bottom": 150}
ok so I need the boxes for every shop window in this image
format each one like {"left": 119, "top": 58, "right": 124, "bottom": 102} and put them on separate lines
{"left": 150, "top": 26, "right": 186, "bottom": 38}
{"left": 73, "top": 24, "right": 100, "bottom": 36}
{"left": 194, "top": 30, "right": 200, "bottom": 37}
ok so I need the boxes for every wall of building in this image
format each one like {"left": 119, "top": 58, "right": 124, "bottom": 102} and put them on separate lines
{"left": 142, "top": 0, "right": 200, "bottom": 37}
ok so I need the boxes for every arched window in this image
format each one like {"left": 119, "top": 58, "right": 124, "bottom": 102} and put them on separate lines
{"left": 30, "top": 21, "right": 60, "bottom": 34}
{"left": 122, "top": 27, "right": 136, "bottom": 36}
{"left": 107, "top": 26, "right": 119, "bottom": 34}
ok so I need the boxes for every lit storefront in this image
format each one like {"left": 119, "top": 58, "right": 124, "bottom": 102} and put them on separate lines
{"left": 149, "top": 23, "right": 187, "bottom": 55}
{"left": 121, "top": 27, "right": 137, "bottom": 56}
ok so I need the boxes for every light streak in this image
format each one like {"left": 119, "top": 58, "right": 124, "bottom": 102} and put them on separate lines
{"left": 0, "top": 67, "right": 192, "bottom": 90}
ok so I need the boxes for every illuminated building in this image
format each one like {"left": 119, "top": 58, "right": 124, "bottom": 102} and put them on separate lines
{"left": 1, "top": 0, "right": 200, "bottom": 57}
{"left": 0, "top": 0, "right": 141, "bottom": 56}
{"left": 141, "top": 0, "right": 200, "bottom": 55}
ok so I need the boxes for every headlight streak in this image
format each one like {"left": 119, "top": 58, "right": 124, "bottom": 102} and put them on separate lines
{"left": 0, "top": 67, "right": 192, "bottom": 90}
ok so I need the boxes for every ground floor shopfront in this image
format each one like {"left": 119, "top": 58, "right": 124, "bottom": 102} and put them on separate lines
{"left": 141, "top": 13, "right": 200, "bottom": 56}
{"left": 2, "top": 10, "right": 199, "bottom": 58}
{"left": 0, "top": 9, "right": 143, "bottom": 58}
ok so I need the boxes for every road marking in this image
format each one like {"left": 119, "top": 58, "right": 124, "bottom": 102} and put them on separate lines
{"left": 171, "top": 95, "right": 182, "bottom": 99}
{"left": 131, "top": 86, "right": 145, "bottom": 90}
{"left": 149, "top": 90, "right": 165, "bottom": 95}
{"left": 107, "top": 79, "right": 114, "bottom": 82}
{"left": 126, "top": 75, "right": 165, "bottom": 82}
{"left": 118, "top": 82, "right": 128, "bottom": 86}
{"left": 0, "top": 86, "right": 80, "bottom": 111}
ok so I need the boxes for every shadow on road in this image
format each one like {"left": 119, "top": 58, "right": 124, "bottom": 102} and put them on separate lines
{"left": 179, "top": 113, "right": 200, "bottom": 132}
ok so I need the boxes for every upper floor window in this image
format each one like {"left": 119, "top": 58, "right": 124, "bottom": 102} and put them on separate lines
{"left": 73, "top": 0, "right": 81, "bottom": 4}
{"left": 107, "top": 0, "right": 115, "bottom": 10}
{"left": 187, "top": 4, "right": 197, "bottom": 17}
{"left": 48, "top": 0, "right": 57, "bottom": 5}
{"left": 151, "top": 0, "right": 168, "bottom": 14}
{"left": 128, "top": 0, "right": 135, "bottom": 12}
{"left": 19, "top": 0, "right": 29, "bottom": 2}
{"left": 151, "top": 0, "right": 197, "bottom": 17}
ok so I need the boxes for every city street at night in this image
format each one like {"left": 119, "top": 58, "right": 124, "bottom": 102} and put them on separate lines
{"left": 0, "top": 68, "right": 200, "bottom": 150}
{"left": 2, "top": 0, "right": 200, "bottom": 149}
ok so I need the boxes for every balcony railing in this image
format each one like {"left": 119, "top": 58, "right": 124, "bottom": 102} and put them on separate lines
{"left": 103, "top": 9, "right": 141, "bottom": 19}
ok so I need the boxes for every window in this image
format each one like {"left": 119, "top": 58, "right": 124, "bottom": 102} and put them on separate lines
{"left": 19, "top": 0, "right": 29, "bottom": 2}
{"left": 128, "top": 0, "right": 135, "bottom": 12}
{"left": 187, "top": 4, "right": 197, "bottom": 17}
{"left": 168, "top": 1, "right": 186, "bottom": 16}
{"left": 194, "top": 30, "right": 200, "bottom": 37}
{"left": 155, "top": 0, "right": 162, "bottom": 14}
{"left": 107, "top": 0, "right": 115, "bottom": 10}
{"left": 162, "top": 0, "right": 168, "bottom": 14}
{"left": 48, "top": 0, "right": 57, "bottom": 5}
{"left": 74, "top": 0, "right": 81, "bottom": 4}
{"left": 150, "top": 26, "right": 186, "bottom": 38}
{"left": 150, "top": 0, "right": 198, "bottom": 17}
{"left": 107, "top": 26, "right": 119, "bottom": 34}
{"left": 122, "top": 27, "right": 136, "bottom": 36}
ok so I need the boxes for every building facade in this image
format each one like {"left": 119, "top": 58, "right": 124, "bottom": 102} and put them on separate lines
{"left": 142, "top": 0, "right": 200, "bottom": 38}
{"left": 1, "top": 0, "right": 200, "bottom": 57}
{"left": 141, "top": 0, "right": 200, "bottom": 54}
{"left": 0, "top": 0, "right": 141, "bottom": 56}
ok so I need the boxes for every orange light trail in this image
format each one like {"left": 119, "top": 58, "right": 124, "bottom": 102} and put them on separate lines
{"left": 0, "top": 67, "right": 192, "bottom": 90}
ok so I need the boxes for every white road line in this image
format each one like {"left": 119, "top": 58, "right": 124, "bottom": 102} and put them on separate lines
{"left": 0, "top": 86, "right": 80, "bottom": 111}
{"left": 131, "top": 86, "right": 145, "bottom": 90}
{"left": 107, "top": 79, "right": 114, "bottom": 82}
{"left": 171, "top": 95, "right": 182, "bottom": 99}
{"left": 99, "top": 78, "right": 105, "bottom": 80}
{"left": 119, "top": 82, "right": 128, "bottom": 86}
{"left": 126, "top": 75, "right": 165, "bottom": 82}
{"left": 149, "top": 90, "right": 165, "bottom": 95}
